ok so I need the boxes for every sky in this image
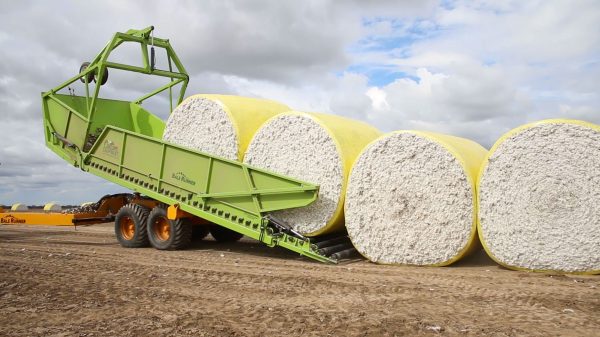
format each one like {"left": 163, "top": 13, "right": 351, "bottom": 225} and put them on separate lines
{"left": 0, "top": 0, "right": 599, "bottom": 205}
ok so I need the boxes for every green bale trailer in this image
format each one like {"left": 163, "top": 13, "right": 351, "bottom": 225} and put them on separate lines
{"left": 42, "top": 27, "right": 356, "bottom": 263}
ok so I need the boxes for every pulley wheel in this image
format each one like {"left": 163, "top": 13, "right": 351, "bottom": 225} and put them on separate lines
{"left": 79, "top": 62, "right": 94, "bottom": 83}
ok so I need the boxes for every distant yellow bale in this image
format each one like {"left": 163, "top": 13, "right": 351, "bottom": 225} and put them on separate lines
{"left": 43, "top": 202, "right": 62, "bottom": 212}
{"left": 11, "top": 203, "right": 29, "bottom": 211}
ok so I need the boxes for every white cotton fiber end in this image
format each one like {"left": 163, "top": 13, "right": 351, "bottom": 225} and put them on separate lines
{"left": 345, "top": 131, "right": 486, "bottom": 266}
{"left": 244, "top": 114, "right": 343, "bottom": 234}
{"left": 162, "top": 94, "right": 290, "bottom": 161}
{"left": 163, "top": 96, "right": 239, "bottom": 161}
{"left": 478, "top": 120, "right": 600, "bottom": 273}
{"left": 244, "top": 111, "right": 382, "bottom": 236}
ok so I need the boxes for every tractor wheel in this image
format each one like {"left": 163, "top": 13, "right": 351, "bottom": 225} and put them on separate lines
{"left": 146, "top": 207, "right": 192, "bottom": 250}
{"left": 114, "top": 203, "right": 150, "bottom": 248}
{"left": 209, "top": 225, "right": 244, "bottom": 242}
{"left": 192, "top": 225, "right": 210, "bottom": 241}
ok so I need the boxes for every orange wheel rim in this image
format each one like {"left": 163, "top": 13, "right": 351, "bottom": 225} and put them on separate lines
{"left": 153, "top": 217, "right": 171, "bottom": 241}
{"left": 120, "top": 216, "right": 135, "bottom": 240}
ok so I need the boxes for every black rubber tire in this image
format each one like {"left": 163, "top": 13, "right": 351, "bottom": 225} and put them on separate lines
{"left": 146, "top": 207, "right": 192, "bottom": 250}
{"left": 79, "top": 62, "right": 95, "bottom": 83}
{"left": 192, "top": 225, "right": 210, "bottom": 241}
{"left": 96, "top": 66, "right": 109, "bottom": 85}
{"left": 209, "top": 225, "right": 244, "bottom": 242}
{"left": 114, "top": 203, "right": 150, "bottom": 248}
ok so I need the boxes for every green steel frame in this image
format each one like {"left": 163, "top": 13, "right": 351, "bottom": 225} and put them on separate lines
{"left": 51, "top": 27, "right": 188, "bottom": 112}
{"left": 41, "top": 27, "right": 335, "bottom": 263}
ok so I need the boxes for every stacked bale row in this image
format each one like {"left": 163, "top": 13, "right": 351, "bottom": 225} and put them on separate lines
{"left": 164, "top": 95, "right": 599, "bottom": 273}
{"left": 164, "top": 95, "right": 381, "bottom": 236}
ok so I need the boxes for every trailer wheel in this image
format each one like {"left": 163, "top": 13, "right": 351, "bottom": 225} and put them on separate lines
{"left": 192, "top": 225, "right": 210, "bottom": 241}
{"left": 209, "top": 225, "right": 244, "bottom": 242}
{"left": 114, "top": 203, "right": 150, "bottom": 248}
{"left": 147, "top": 207, "right": 192, "bottom": 250}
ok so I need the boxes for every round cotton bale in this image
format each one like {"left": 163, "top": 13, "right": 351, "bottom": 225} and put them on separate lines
{"left": 478, "top": 119, "right": 600, "bottom": 274}
{"left": 43, "top": 202, "right": 62, "bottom": 212}
{"left": 345, "top": 131, "right": 487, "bottom": 266}
{"left": 244, "top": 112, "right": 382, "bottom": 236}
{"left": 11, "top": 203, "right": 28, "bottom": 211}
{"left": 162, "top": 94, "right": 290, "bottom": 161}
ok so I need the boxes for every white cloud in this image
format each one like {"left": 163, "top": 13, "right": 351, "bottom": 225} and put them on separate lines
{"left": 350, "top": 0, "right": 600, "bottom": 142}
{"left": 366, "top": 87, "right": 389, "bottom": 111}
{"left": 363, "top": 65, "right": 531, "bottom": 145}
{"left": 0, "top": 0, "right": 599, "bottom": 204}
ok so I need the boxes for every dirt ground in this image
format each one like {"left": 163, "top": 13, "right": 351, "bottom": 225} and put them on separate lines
{"left": 0, "top": 224, "right": 598, "bottom": 337}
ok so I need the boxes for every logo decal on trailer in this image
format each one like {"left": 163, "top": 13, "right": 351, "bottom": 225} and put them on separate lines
{"left": 172, "top": 172, "right": 196, "bottom": 186}
{"left": 102, "top": 140, "right": 119, "bottom": 158}
{"left": 1, "top": 215, "right": 26, "bottom": 224}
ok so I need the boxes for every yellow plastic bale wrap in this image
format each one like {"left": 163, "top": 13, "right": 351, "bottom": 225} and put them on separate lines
{"left": 478, "top": 119, "right": 600, "bottom": 274}
{"left": 163, "top": 94, "right": 291, "bottom": 161}
{"left": 345, "top": 130, "right": 487, "bottom": 266}
{"left": 244, "top": 111, "right": 382, "bottom": 236}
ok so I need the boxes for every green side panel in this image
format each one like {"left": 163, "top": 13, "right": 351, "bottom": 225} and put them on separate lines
{"left": 65, "top": 116, "right": 89, "bottom": 150}
{"left": 49, "top": 94, "right": 89, "bottom": 118}
{"left": 122, "top": 133, "right": 163, "bottom": 177}
{"left": 92, "top": 128, "right": 123, "bottom": 165}
{"left": 257, "top": 192, "right": 317, "bottom": 213}
{"left": 45, "top": 95, "right": 165, "bottom": 140}
{"left": 86, "top": 126, "right": 318, "bottom": 216}
{"left": 249, "top": 171, "right": 318, "bottom": 212}
{"left": 216, "top": 196, "right": 257, "bottom": 214}
{"left": 88, "top": 99, "right": 134, "bottom": 134}
{"left": 51, "top": 94, "right": 134, "bottom": 131}
{"left": 130, "top": 103, "right": 165, "bottom": 138}
{"left": 210, "top": 161, "right": 251, "bottom": 194}
{"left": 251, "top": 170, "right": 299, "bottom": 189}
{"left": 162, "top": 146, "right": 210, "bottom": 192}
{"left": 45, "top": 99, "right": 70, "bottom": 135}
{"left": 44, "top": 98, "right": 87, "bottom": 149}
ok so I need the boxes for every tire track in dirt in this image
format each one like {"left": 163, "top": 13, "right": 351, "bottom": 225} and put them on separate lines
{"left": 1, "top": 224, "right": 599, "bottom": 337}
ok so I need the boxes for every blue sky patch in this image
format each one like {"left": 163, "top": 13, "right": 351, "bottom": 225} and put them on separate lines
{"left": 344, "top": 64, "right": 417, "bottom": 86}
